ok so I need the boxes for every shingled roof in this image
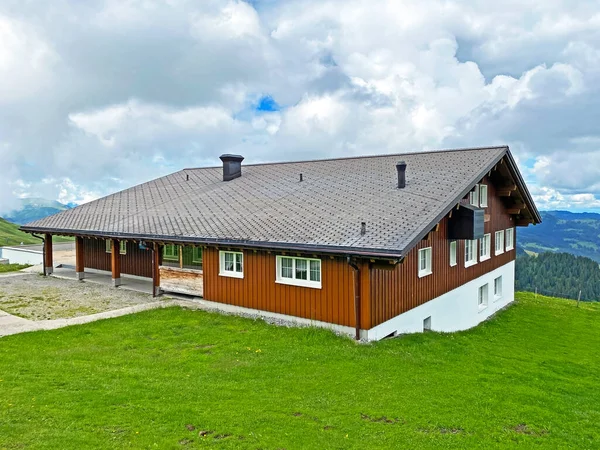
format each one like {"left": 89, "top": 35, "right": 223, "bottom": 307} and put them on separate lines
{"left": 21, "top": 146, "right": 540, "bottom": 258}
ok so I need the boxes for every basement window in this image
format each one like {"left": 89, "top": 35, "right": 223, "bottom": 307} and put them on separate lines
{"left": 495, "top": 231, "right": 505, "bottom": 255}
{"left": 478, "top": 284, "right": 489, "bottom": 310}
{"left": 105, "top": 240, "right": 126, "bottom": 255}
{"left": 418, "top": 247, "right": 432, "bottom": 278}
{"left": 505, "top": 228, "right": 514, "bottom": 250}
{"left": 494, "top": 276, "right": 503, "bottom": 301}
{"left": 276, "top": 255, "right": 321, "bottom": 289}
{"left": 219, "top": 251, "right": 243, "bottom": 278}
{"left": 423, "top": 316, "right": 432, "bottom": 331}
{"left": 465, "top": 239, "right": 477, "bottom": 267}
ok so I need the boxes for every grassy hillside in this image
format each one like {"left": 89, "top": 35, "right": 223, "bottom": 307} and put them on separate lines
{"left": 519, "top": 210, "right": 600, "bottom": 262}
{"left": 0, "top": 217, "right": 72, "bottom": 246}
{"left": 0, "top": 293, "right": 598, "bottom": 449}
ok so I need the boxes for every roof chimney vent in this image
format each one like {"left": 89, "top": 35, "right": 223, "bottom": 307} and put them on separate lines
{"left": 396, "top": 161, "right": 407, "bottom": 188}
{"left": 361, "top": 222, "right": 366, "bottom": 235}
{"left": 219, "top": 154, "right": 244, "bottom": 181}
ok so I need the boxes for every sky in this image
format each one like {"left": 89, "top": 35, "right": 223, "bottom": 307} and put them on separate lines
{"left": 1, "top": 0, "right": 600, "bottom": 214}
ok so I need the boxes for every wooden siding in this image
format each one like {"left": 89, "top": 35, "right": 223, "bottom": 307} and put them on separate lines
{"left": 202, "top": 249, "right": 357, "bottom": 327}
{"left": 368, "top": 176, "right": 517, "bottom": 329}
{"left": 83, "top": 238, "right": 153, "bottom": 278}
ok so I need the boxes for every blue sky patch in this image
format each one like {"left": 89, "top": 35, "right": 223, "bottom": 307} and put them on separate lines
{"left": 256, "top": 95, "right": 280, "bottom": 112}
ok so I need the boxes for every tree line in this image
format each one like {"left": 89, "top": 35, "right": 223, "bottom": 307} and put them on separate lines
{"left": 515, "top": 251, "right": 600, "bottom": 301}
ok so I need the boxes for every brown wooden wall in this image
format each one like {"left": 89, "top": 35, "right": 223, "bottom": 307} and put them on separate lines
{"left": 202, "top": 248, "right": 357, "bottom": 327}
{"left": 83, "top": 238, "right": 153, "bottom": 278}
{"left": 368, "top": 176, "right": 517, "bottom": 329}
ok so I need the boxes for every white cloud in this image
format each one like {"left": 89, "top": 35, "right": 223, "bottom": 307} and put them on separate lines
{"left": 0, "top": 0, "right": 600, "bottom": 214}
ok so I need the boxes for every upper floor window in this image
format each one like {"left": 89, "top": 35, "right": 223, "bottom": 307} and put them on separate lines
{"left": 276, "top": 255, "right": 321, "bottom": 288}
{"left": 480, "top": 233, "right": 491, "bottom": 261}
{"left": 495, "top": 231, "right": 505, "bottom": 255}
{"left": 479, "top": 184, "right": 488, "bottom": 207}
{"left": 105, "top": 240, "right": 126, "bottom": 255}
{"left": 449, "top": 241, "right": 457, "bottom": 267}
{"left": 219, "top": 251, "right": 243, "bottom": 278}
{"left": 465, "top": 239, "right": 478, "bottom": 267}
{"left": 418, "top": 247, "right": 432, "bottom": 278}
{"left": 469, "top": 184, "right": 479, "bottom": 207}
{"left": 505, "top": 228, "right": 514, "bottom": 250}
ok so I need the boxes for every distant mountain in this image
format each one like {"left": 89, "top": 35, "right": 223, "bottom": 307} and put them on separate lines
{"left": 4, "top": 198, "right": 73, "bottom": 225}
{"left": 519, "top": 210, "right": 600, "bottom": 263}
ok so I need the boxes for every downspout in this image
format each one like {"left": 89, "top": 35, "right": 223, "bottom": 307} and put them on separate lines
{"left": 148, "top": 244, "right": 156, "bottom": 298}
{"left": 347, "top": 256, "right": 361, "bottom": 341}
{"left": 31, "top": 233, "right": 46, "bottom": 277}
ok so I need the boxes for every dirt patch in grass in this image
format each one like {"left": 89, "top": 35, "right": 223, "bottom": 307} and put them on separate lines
{"left": 0, "top": 274, "right": 155, "bottom": 320}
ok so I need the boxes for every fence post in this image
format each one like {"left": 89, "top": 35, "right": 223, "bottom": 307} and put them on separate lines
{"left": 535, "top": 287, "right": 537, "bottom": 299}
{"left": 577, "top": 290, "right": 581, "bottom": 308}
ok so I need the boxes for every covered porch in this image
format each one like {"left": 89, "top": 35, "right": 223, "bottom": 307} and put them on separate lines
{"left": 42, "top": 234, "right": 204, "bottom": 298}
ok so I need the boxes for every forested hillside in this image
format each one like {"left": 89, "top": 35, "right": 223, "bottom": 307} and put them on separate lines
{"left": 516, "top": 252, "right": 600, "bottom": 301}
{"left": 519, "top": 210, "right": 600, "bottom": 262}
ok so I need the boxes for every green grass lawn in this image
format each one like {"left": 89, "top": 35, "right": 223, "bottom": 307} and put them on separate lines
{"left": 0, "top": 263, "right": 32, "bottom": 274}
{"left": 0, "top": 293, "right": 598, "bottom": 449}
{"left": 0, "top": 217, "right": 73, "bottom": 246}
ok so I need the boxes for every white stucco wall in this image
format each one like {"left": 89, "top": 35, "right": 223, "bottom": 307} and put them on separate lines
{"left": 365, "top": 260, "right": 515, "bottom": 341}
{"left": 0, "top": 247, "right": 43, "bottom": 265}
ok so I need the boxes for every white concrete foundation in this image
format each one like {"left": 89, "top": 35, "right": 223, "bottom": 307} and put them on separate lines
{"left": 365, "top": 261, "right": 515, "bottom": 341}
{"left": 112, "top": 277, "right": 121, "bottom": 287}
{"left": 76, "top": 272, "right": 85, "bottom": 280}
{"left": 45, "top": 266, "right": 54, "bottom": 275}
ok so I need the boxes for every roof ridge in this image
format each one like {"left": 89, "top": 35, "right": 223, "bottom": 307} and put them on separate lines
{"left": 182, "top": 145, "right": 509, "bottom": 171}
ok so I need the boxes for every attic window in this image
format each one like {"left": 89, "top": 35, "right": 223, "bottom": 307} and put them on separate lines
{"left": 469, "top": 185, "right": 479, "bottom": 207}
{"left": 479, "top": 184, "right": 488, "bottom": 207}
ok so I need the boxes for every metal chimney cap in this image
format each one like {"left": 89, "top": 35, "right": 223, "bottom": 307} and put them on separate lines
{"left": 396, "top": 161, "right": 407, "bottom": 168}
{"left": 219, "top": 154, "right": 244, "bottom": 163}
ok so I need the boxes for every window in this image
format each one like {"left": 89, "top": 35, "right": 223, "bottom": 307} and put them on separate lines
{"left": 163, "top": 244, "right": 179, "bottom": 261}
{"left": 219, "top": 251, "right": 243, "bottom": 278}
{"left": 479, "top": 233, "right": 491, "bottom": 261}
{"left": 469, "top": 184, "right": 479, "bottom": 207}
{"left": 495, "top": 231, "right": 505, "bottom": 255}
{"left": 505, "top": 228, "right": 514, "bottom": 250}
{"left": 494, "top": 276, "right": 503, "bottom": 300}
{"left": 478, "top": 284, "right": 489, "bottom": 309}
{"left": 418, "top": 247, "right": 432, "bottom": 277}
{"left": 105, "top": 240, "right": 126, "bottom": 255}
{"left": 479, "top": 184, "right": 488, "bottom": 207}
{"left": 276, "top": 255, "right": 321, "bottom": 288}
{"left": 465, "top": 239, "right": 477, "bottom": 267}
{"left": 192, "top": 247, "right": 203, "bottom": 264}
{"left": 449, "top": 241, "right": 457, "bottom": 267}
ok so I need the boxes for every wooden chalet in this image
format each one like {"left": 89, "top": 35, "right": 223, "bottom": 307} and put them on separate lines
{"left": 21, "top": 147, "right": 541, "bottom": 340}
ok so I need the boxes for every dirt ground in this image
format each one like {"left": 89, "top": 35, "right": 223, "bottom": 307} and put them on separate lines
{"left": 0, "top": 273, "right": 157, "bottom": 320}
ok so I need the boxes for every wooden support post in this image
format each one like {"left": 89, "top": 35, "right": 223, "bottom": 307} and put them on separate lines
{"left": 153, "top": 242, "right": 161, "bottom": 297}
{"left": 75, "top": 236, "right": 85, "bottom": 280}
{"left": 111, "top": 239, "right": 121, "bottom": 287}
{"left": 44, "top": 233, "right": 53, "bottom": 275}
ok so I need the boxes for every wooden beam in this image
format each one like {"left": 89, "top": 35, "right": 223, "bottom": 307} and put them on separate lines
{"left": 516, "top": 219, "right": 533, "bottom": 226}
{"left": 511, "top": 203, "right": 526, "bottom": 210}
{"left": 506, "top": 208, "right": 521, "bottom": 215}
{"left": 75, "top": 236, "right": 85, "bottom": 280}
{"left": 44, "top": 233, "right": 53, "bottom": 275}
{"left": 498, "top": 190, "right": 513, "bottom": 197}
{"left": 111, "top": 239, "right": 121, "bottom": 287}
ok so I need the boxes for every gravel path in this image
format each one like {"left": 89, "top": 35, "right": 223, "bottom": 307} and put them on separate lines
{"left": 0, "top": 273, "right": 157, "bottom": 320}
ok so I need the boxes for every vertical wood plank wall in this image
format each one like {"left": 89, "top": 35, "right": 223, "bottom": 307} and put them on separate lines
{"left": 369, "top": 176, "right": 517, "bottom": 329}
{"left": 83, "top": 238, "right": 153, "bottom": 278}
{"left": 203, "top": 250, "right": 356, "bottom": 327}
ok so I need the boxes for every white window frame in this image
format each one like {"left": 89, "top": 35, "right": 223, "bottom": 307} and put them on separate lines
{"left": 105, "top": 239, "right": 126, "bottom": 255}
{"left": 219, "top": 250, "right": 244, "bottom": 278}
{"left": 418, "top": 247, "right": 432, "bottom": 278}
{"left": 505, "top": 228, "right": 514, "bottom": 251}
{"left": 479, "top": 233, "right": 491, "bottom": 261}
{"left": 494, "top": 276, "right": 503, "bottom": 301}
{"left": 478, "top": 284, "right": 489, "bottom": 310}
{"left": 465, "top": 239, "right": 478, "bottom": 267}
{"left": 276, "top": 255, "right": 322, "bottom": 289}
{"left": 469, "top": 184, "right": 480, "bottom": 207}
{"left": 449, "top": 241, "right": 457, "bottom": 267}
{"left": 495, "top": 231, "right": 505, "bottom": 255}
{"left": 479, "top": 184, "right": 488, "bottom": 207}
